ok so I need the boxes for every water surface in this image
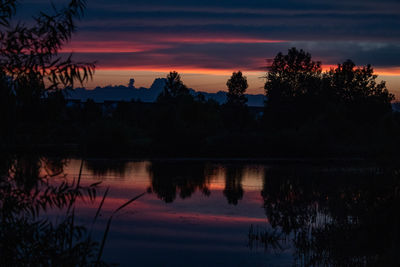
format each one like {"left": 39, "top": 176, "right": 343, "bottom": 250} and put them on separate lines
{"left": 42, "top": 159, "right": 400, "bottom": 266}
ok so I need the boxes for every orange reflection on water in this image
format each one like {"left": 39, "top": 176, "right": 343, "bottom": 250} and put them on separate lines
{"left": 58, "top": 159, "right": 266, "bottom": 218}
{"left": 44, "top": 159, "right": 276, "bottom": 265}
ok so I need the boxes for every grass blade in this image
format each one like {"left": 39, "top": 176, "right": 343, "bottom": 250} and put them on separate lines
{"left": 96, "top": 215, "right": 113, "bottom": 266}
{"left": 113, "top": 192, "right": 145, "bottom": 215}
{"left": 95, "top": 192, "right": 145, "bottom": 266}
{"left": 76, "top": 158, "right": 84, "bottom": 189}
{"left": 93, "top": 187, "right": 109, "bottom": 225}
{"left": 67, "top": 159, "right": 85, "bottom": 215}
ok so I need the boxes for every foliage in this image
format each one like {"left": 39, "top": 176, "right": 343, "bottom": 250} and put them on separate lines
{"left": 0, "top": 156, "right": 104, "bottom": 266}
{"left": 325, "top": 59, "right": 394, "bottom": 119}
{"left": 226, "top": 71, "right": 248, "bottom": 106}
{"left": 157, "top": 71, "right": 191, "bottom": 101}
{"left": 0, "top": 0, "right": 95, "bottom": 143}
{"left": 265, "top": 48, "right": 321, "bottom": 107}
{"left": 222, "top": 71, "right": 251, "bottom": 131}
{"left": 0, "top": 155, "right": 144, "bottom": 266}
{"left": 264, "top": 48, "right": 394, "bottom": 127}
{"left": 0, "top": 0, "right": 95, "bottom": 92}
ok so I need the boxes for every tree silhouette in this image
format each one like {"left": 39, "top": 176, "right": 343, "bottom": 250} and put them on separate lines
{"left": 264, "top": 48, "right": 395, "bottom": 132}
{"left": 0, "top": 0, "right": 95, "bottom": 124}
{"left": 226, "top": 71, "right": 248, "bottom": 106}
{"left": 264, "top": 48, "right": 322, "bottom": 125}
{"left": 325, "top": 59, "right": 394, "bottom": 119}
{"left": 158, "top": 71, "right": 190, "bottom": 101}
{"left": 222, "top": 71, "right": 251, "bottom": 130}
{"left": 265, "top": 48, "right": 321, "bottom": 102}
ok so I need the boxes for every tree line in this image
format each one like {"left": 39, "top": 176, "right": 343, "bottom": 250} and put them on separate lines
{"left": 0, "top": 0, "right": 399, "bottom": 157}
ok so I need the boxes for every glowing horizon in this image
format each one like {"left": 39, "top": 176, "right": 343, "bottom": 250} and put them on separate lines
{"left": 81, "top": 66, "right": 400, "bottom": 99}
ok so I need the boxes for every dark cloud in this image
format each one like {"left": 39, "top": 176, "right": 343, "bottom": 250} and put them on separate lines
{"left": 21, "top": 0, "right": 400, "bottom": 42}
{"left": 19, "top": 0, "right": 400, "bottom": 75}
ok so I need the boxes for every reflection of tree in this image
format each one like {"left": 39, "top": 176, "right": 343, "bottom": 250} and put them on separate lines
{"left": 11, "top": 154, "right": 41, "bottom": 190}
{"left": 42, "top": 157, "right": 68, "bottom": 177}
{"left": 9, "top": 155, "right": 67, "bottom": 190}
{"left": 148, "top": 162, "right": 210, "bottom": 203}
{"left": 223, "top": 165, "right": 244, "bottom": 205}
{"left": 255, "top": 166, "right": 400, "bottom": 266}
{"left": 85, "top": 159, "right": 128, "bottom": 177}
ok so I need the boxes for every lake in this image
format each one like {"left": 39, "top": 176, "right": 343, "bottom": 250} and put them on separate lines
{"left": 2, "top": 157, "right": 400, "bottom": 266}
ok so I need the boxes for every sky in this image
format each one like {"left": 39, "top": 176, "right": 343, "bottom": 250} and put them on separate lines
{"left": 20, "top": 0, "right": 400, "bottom": 96}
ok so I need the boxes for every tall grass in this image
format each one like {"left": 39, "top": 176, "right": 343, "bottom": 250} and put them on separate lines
{"left": 0, "top": 157, "right": 145, "bottom": 266}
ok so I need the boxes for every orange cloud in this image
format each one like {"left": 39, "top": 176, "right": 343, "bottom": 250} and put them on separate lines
{"left": 96, "top": 66, "right": 237, "bottom": 76}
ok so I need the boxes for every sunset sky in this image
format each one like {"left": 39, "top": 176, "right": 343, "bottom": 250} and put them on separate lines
{"left": 21, "top": 0, "right": 400, "bottom": 96}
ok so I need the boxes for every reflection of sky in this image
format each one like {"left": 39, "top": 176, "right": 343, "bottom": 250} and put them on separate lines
{"left": 54, "top": 159, "right": 292, "bottom": 266}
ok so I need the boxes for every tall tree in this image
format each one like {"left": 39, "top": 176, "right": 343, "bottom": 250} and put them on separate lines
{"left": 226, "top": 71, "right": 248, "bottom": 106}
{"left": 264, "top": 47, "right": 322, "bottom": 114}
{"left": 326, "top": 59, "right": 394, "bottom": 118}
{"left": 158, "top": 71, "right": 190, "bottom": 100}
{"left": 222, "top": 71, "right": 251, "bottom": 130}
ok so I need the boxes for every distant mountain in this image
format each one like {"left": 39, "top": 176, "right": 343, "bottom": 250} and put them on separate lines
{"left": 68, "top": 78, "right": 266, "bottom": 107}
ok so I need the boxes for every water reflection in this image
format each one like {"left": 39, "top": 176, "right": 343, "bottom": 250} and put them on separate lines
{"left": 11, "top": 154, "right": 42, "bottom": 190}
{"left": 148, "top": 161, "right": 211, "bottom": 203}
{"left": 85, "top": 159, "right": 128, "bottom": 177}
{"left": 41, "top": 157, "right": 68, "bottom": 177}
{"left": 252, "top": 165, "right": 400, "bottom": 266}
{"left": 3, "top": 157, "right": 400, "bottom": 266}
{"left": 0, "top": 155, "right": 107, "bottom": 266}
{"left": 223, "top": 165, "right": 244, "bottom": 205}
